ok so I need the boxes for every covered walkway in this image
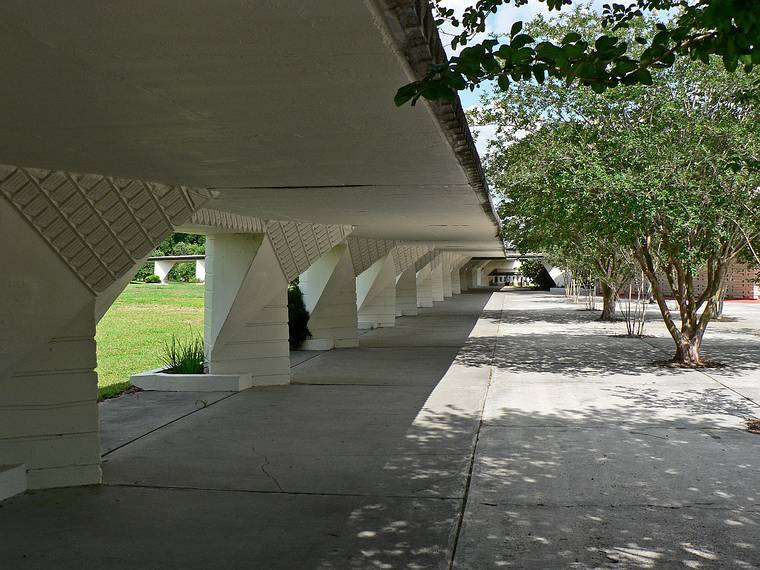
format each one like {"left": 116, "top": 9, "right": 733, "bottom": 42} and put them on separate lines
{"left": 0, "top": 290, "right": 502, "bottom": 569}
{"left": 2, "top": 289, "right": 760, "bottom": 568}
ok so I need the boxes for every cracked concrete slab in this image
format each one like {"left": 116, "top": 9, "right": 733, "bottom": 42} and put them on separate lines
{"left": 99, "top": 391, "right": 233, "bottom": 454}
{"left": 0, "top": 290, "right": 497, "bottom": 569}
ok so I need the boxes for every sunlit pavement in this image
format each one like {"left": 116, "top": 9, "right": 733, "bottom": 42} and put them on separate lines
{"left": 1, "top": 289, "right": 759, "bottom": 569}
{"left": 454, "top": 291, "right": 760, "bottom": 569}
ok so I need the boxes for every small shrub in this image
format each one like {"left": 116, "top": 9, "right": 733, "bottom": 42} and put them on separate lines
{"left": 288, "top": 282, "right": 311, "bottom": 349}
{"left": 160, "top": 333, "right": 205, "bottom": 374}
{"left": 144, "top": 274, "right": 161, "bottom": 284}
{"left": 133, "top": 262, "right": 155, "bottom": 282}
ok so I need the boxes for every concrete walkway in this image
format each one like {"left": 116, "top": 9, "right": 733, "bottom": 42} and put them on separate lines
{"left": 0, "top": 290, "right": 501, "bottom": 569}
{"left": 454, "top": 291, "right": 760, "bottom": 569}
{"left": 2, "top": 290, "right": 760, "bottom": 569}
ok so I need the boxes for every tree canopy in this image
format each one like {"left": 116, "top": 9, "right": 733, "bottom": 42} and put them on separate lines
{"left": 395, "top": 0, "right": 760, "bottom": 106}
{"left": 481, "top": 9, "right": 760, "bottom": 364}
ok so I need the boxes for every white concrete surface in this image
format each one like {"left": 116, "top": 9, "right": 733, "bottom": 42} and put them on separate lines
{"left": 416, "top": 264, "right": 434, "bottom": 308}
{"left": 0, "top": 2, "right": 502, "bottom": 254}
{"left": 0, "top": 465, "right": 26, "bottom": 503}
{"left": 0, "top": 1, "right": 507, "bottom": 494}
{"left": 357, "top": 253, "right": 397, "bottom": 329}
{"left": 195, "top": 258, "right": 205, "bottom": 282}
{"left": 299, "top": 244, "right": 359, "bottom": 349}
{"left": 153, "top": 259, "right": 174, "bottom": 284}
{"left": 395, "top": 264, "right": 419, "bottom": 316}
{"left": 2, "top": 290, "right": 759, "bottom": 567}
{"left": 0, "top": 290, "right": 498, "bottom": 568}
{"left": 431, "top": 260, "right": 445, "bottom": 302}
{"left": 130, "top": 369, "right": 253, "bottom": 392}
{"left": 204, "top": 234, "right": 291, "bottom": 385}
{"left": 453, "top": 291, "right": 760, "bottom": 569}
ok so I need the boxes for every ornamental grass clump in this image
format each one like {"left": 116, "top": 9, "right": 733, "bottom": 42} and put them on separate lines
{"left": 161, "top": 333, "right": 205, "bottom": 374}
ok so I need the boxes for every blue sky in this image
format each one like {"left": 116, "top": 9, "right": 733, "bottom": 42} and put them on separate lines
{"left": 438, "top": 0, "right": 607, "bottom": 152}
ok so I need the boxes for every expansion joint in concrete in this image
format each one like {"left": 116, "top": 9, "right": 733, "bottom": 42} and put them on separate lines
{"left": 101, "top": 392, "right": 239, "bottom": 458}
{"left": 101, "top": 482, "right": 464, "bottom": 502}
{"left": 448, "top": 292, "right": 507, "bottom": 570}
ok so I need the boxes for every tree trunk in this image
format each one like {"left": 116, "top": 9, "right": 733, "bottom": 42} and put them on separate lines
{"left": 672, "top": 330, "right": 705, "bottom": 366}
{"left": 599, "top": 282, "right": 617, "bottom": 321}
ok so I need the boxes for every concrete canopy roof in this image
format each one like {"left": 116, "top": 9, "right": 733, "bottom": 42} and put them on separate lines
{"left": 0, "top": 1, "right": 503, "bottom": 256}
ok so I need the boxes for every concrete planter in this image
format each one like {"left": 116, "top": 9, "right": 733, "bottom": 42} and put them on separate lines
{"left": 0, "top": 464, "right": 27, "bottom": 502}
{"left": 130, "top": 368, "right": 253, "bottom": 392}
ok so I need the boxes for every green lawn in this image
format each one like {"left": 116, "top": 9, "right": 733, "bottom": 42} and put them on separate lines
{"left": 96, "top": 283, "right": 204, "bottom": 399}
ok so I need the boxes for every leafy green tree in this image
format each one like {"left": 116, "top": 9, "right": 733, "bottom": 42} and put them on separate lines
{"left": 395, "top": 0, "right": 760, "bottom": 106}
{"left": 482, "top": 9, "right": 760, "bottom": 365}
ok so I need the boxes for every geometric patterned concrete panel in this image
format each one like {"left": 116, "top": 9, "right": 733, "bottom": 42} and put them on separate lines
{"left": 0, "top": 165, "right": 211, "bottom": 293}
{"left": 415, "top": 250, "right": 442, "bottom": 272}
{"left": 347, "top": 236, "right": 398, "bottom": 276}
{"left": 267, "top": 220, "right": 354, "bottom": 282}
{"left": 188, "top": 208, "right": 268, "bottom": 234}
{"left": 392, "top": 244, "right": 431, "bottom": 275}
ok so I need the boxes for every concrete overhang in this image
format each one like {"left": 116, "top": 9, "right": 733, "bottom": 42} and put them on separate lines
{"left": 0, "top": 1, "right": 503, "bottom": 257}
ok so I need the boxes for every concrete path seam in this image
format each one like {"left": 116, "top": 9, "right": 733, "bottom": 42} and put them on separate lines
{"left": 448, "top": 291, "right": 507, "bottom": 570}
{"left": 103, "top": 351, "right": 330, "bottom": 458}
{"left": 100, "top": 482, "right": 465, "bottom": 501}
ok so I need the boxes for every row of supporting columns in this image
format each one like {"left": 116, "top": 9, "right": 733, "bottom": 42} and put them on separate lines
{"left": 1, "top": 193, "right": 475, "bottom": 493}
{"left": 202, "top": 239, "right": 474, "bottom": 389}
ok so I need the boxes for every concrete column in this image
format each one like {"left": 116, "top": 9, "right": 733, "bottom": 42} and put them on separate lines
{"left": 299, "top": 244, "right": 358, "bottom": 349}
{"left": 0, "top": 200, "right": 104, "bottom": 491}
{"left": 395, "top": 265, "right": 418, "bottom": 316}
{"left": 357, "top": 254, "right": 397, "bottom": 329}
{"left": 0, "top": 165, "right": 208, "bottom": 491}
{"left": 1, "top": 302, "right": 101, "bottom": 491}
{"left": 544, "top": 263, "right": 565, "bottom": 287}
{"left": 459, "top": 266, "right": 471, "bottom": 292}
{"left": 154, "top": 259, "right": 176, "bottom": 284}
{"left": 451, "top": 266, "right": 462, "bottom": 294}
{"left": 474, "top": 261, "right": 489, "bottom": 287}
{"left": 195, "top": 258, "right": 206, "bottom": 283}
{"left": 205, "top": 233, "right": 290, "bottom": 385}
{"left": 416, "top": 265, "right": 433, "bottom": 308}
{"left": 431, "top": 261, "right": 445, "bottom": 302}
{"left": 442, "top": 257, "right": 453, "bottom": 298}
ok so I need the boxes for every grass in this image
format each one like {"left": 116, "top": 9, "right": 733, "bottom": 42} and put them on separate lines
{"left": 96, "top": 283, "right": 204, "bottom": 399}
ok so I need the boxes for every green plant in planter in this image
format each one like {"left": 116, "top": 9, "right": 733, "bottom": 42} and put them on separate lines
{"left": 288, "top": 281, "right": 311, "bottom": 349}
{"left": 161, "top": 333, "right": 205, "bottom": 374}
{"left": 144, "top": 274, "right": 161, "bottom": 284}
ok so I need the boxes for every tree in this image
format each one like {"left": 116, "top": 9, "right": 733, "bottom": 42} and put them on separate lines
{"left": 395, "top": 0, "right": 760, "bottom": 106}
{"left": 481, "top": 9, "right": 760, "bottom": 365}
{"left": 494, "top": 125, "right": 634, "bottom": 320}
